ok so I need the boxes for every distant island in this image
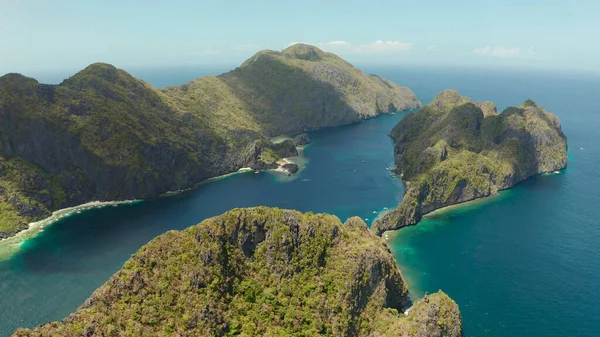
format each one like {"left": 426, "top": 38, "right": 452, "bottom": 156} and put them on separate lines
{"left": 0, "top": 44, "right": 420, "bottom": 240}
{"left": 13, "top": 207, "right": 461, "bottom": 337}
{"left": 372, "top": 90, "right": 568, "bottom": 235}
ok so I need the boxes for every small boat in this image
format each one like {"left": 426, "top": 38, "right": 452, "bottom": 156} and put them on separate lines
{"left": 254, "top": 171, "right": 259, "bottom": 174}
{"left": 372, "top": 211, "right": 377, "bottom": 214}
{"left": 365, "top": 218, "right": 369, "bottom": 221}
{"left": 361, "top": 160, "right": 366, "bottom": 163}
{"left": 383, "top": 207, "right": 388, "bottom": 210}
{"left": 554, "top": 170, "right": 560, "bottom": 174}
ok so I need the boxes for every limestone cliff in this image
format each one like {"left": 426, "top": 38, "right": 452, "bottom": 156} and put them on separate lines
{"left": 0, "top": 44, "right": 420, "bottom": 239}
{"left": 13, "top": 207, "right": 460, "bottom": 337}
{"left": 372, "top": 90, "right": 567, "bottom": 235}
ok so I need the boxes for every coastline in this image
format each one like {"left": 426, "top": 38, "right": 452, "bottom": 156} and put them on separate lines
{"left": 159, "top": 167, "right": 256, "bottom": 198}
{"left": 422, "top": 192, "right": 503, "bottom": 218}
{"left": 378, "top": 167, "right": 566, "bottom": 236}
{"left": 0, "top": 108, "right": 417, "bottom": 258}
{"left": 0, "top": 145, "right": 310, "bottom": 258}
{"left": 419, "top": 168, "right": 565, "bottom": 220}
{"left": 0, "top": 166, "right": 264, "bottom": 260}
{"left": 0, "top": 200, "right": 140, "bottom": 260}
{"left": 378, "top": 189, "right": 510, "bottom": 238}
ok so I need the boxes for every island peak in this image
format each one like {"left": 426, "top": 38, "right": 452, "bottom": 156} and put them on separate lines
{"left": 430, "top": 89, "right": 473, "bottom": 111}
{"left": 281, "top": 43, "right": 326, "bottom": 61}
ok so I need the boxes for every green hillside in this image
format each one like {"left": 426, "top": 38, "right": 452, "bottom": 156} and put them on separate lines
{"left": 0, "top": 44, "right": 420, "bottom": 239}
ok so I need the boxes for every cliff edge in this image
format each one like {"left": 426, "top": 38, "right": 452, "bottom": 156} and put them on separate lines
{"left": 372, "top": 90, "right": 567, "bottom": 235}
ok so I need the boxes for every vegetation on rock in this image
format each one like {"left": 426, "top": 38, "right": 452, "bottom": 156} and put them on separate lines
{"left": 372, "top": 90, "right": 568, "bottom": 235}
{"left": 0, "top": 44, "right": 420, "bottom": 238}
{"left": 13, "top": 207, "right": 460, "bottom": 337}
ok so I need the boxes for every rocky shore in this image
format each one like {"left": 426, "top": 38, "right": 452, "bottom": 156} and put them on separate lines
{"left": 372, "top": 90, "right": 568, "bottom": 235}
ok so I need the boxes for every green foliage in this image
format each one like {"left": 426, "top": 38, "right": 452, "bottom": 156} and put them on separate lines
{"left": 374, "top": 90, "right": 568, "bottom": 234}
{"left": 220, "top": 44, "right": 421, "bottom": 135}
{"left": 0, "top": 201, "right": 26, "bottom": 234}
{"left": 12, "top": 207, "right": 461, "bottom": 337}
{"left": 0, "top": 44, "right": 421, "bottom": 240}
{"left": 0, "top": 157, "right": 59, "bottom": 236}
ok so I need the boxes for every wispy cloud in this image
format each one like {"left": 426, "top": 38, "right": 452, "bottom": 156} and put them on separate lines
{"left": 473, "top": 46, "right": 521, "bottom": 59}
{"left": 322, "top": 40, "right": 351, "bottom": 47}
{"left": 287, "top": 40, "right": 413, "bottom": 54}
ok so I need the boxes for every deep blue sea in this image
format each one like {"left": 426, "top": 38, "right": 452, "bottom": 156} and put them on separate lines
{"left": 0, "top": 66, "right": 599, "bottom": 336}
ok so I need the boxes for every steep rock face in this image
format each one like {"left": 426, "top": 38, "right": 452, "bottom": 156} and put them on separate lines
{"left": 0, "top": 45, "right": 420, "bottom": 238}
{"left": 372, "top": 90, "right": 567, "bottom": 235}
{"left": 13, "top": 207, "right": 461, "bottom": 337}
{"left": 0, "top": 67, "right": 264, "bottom": 237}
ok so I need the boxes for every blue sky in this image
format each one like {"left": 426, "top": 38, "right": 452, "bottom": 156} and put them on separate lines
{"left": 1, "top": 0, "right": 598, "bottom": 76}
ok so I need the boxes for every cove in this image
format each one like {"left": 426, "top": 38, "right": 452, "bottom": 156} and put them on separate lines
{"left": 0, "top": 111, "right": 407, "bottom": 335}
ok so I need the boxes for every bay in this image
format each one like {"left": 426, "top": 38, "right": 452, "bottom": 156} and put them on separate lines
{"left": 0, "top": 101, "right": 405, "bottom": 335}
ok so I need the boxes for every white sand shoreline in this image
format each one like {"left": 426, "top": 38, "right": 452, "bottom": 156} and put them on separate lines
{"left": 0, "top": 200, "right": 140, "bottom": 260}
{"left": 0, "top": 153, "right": 307, "bottom": 259}
{"left": 0, "top": 130, "right": 314, "bottom": 259}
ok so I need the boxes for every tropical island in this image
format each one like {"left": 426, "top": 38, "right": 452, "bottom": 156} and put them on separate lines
{"left": 0, "top": 44, "right": 421, "bottom": 240}
{"left": 3, "top": 44, "right": 568, "bottom": 337}
{"left": 12, "top": 207, "right": 461, "bottom": 337}
{"left": 372, "top": 90, "right": 568, "bottom": 235}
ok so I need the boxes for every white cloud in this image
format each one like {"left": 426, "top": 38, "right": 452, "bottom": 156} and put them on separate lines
{"left": 322, "top": 40, "right": 351, "bottom": 47}
{"left": 286, "top": 40, "right": 413, "bottom": 54}
{"left": 474, "top": 46, "right": 521, "bottom": 59}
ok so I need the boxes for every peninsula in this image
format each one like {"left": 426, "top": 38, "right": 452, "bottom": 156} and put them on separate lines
{"left": 0, "top": 44, "right": 420, "bottom": 239}
{"left": 13, "top": 207, "right": 461, "bottom": 336}
{"left": 372, "top": 90, "right": 568, "bottom": 235}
